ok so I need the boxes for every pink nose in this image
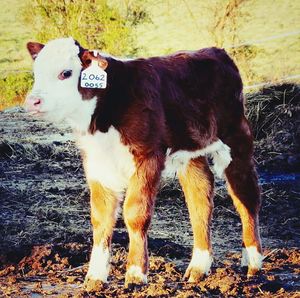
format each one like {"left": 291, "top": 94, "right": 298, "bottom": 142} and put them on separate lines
{"left": 25, "top": 95, "right": 43, "bottom": 112}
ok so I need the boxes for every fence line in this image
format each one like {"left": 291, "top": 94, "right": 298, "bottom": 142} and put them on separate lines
{"left": 244, "top": 74, "right": 300, "bottom": 90}
{"left": 1, "top": 29, "right": 299, "bottom": 77}
{"left": 227, "top": 29, "right": 300, "bottom": 48}
{"left": 0, "top": 69, "right": 31, "bottom": 75}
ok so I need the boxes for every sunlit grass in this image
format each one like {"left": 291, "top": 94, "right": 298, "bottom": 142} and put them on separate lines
{"left": 135, "top": 0, "right": 300, "bottom": 85}
{"left": 0, "top": 0, "right": 31, "bottom": 72}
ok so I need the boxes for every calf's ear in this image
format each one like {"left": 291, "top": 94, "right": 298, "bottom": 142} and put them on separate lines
{"left": 98, "top": 57, "right": 108, "bottom": 70}
{"left": 27, "top": 42, "right": 44, "bottom": 60}
{"left": 81, "top": 50, "right": 108, "bottom": 70}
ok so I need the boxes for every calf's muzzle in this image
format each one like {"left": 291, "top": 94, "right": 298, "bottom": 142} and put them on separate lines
{"left": 24, "top": 95, "right": 43, "bottom": 112}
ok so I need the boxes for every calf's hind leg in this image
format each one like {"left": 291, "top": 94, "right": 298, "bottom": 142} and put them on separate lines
{"left": 224, "top": 117, "right": 263, "bottom": 276}
{"left": 178, "top": 156, "right": 214, "bottom": 282}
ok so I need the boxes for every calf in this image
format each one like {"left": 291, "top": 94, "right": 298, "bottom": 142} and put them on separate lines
{"left": 25, "top": 38, "right": 263, "bottom": 290}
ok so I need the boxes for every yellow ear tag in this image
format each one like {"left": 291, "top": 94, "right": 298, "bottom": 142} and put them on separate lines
{"left": 80, "top": 50, "right": 107, "bottom": 89}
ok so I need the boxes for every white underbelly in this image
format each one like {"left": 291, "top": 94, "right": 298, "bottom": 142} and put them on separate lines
{"left": 77, "top": 127, "right": 231, "bottom": 193}
{"left": 163, "top": 139, "right": 232, "bottom": 179}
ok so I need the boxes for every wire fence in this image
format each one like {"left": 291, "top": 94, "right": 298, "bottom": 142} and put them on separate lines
{"left": 244, "top": 74, "right": 300, "bottom": 91}
{"left": 227, "top": 29, "right": 300, "bottom": 48}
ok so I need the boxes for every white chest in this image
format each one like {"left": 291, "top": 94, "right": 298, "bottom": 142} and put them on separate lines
{"left": 77, "top": 127, "right": 135, "bottom": 193}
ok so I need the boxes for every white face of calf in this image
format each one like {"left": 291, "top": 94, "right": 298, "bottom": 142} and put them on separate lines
{"left": 25, "top": 38, "right": 96, "bottom": 130}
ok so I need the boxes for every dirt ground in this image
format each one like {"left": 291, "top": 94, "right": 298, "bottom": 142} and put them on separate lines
{"left": 0, "top": 84, "right": 299, "bottom": 297}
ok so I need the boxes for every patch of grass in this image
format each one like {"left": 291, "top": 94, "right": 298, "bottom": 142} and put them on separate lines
{"left": 246, "top": 83, "right": 300, "bottom": 139}
{"left": 0, "top": 72, "right": 33, "bottom": 110}
{"left": 246, "top": 83, "right": 300, "bottom": 171}
{"left": 0, "top": 0, "right": 32, "bottom": 111}
{"left": 0, "top": 0, "right": 31, "bottom": 72}
{"left": 22, "top": 0, "right": 148, "bottom": 57}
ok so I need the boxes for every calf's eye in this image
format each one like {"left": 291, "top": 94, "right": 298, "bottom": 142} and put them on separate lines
{"left": 58, "top": 70, "right": 73, "bottom": 80}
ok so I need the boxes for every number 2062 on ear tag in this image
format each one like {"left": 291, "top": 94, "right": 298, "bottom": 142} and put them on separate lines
{"left": 80, "top": 60, "right": 107, "bottom": 89}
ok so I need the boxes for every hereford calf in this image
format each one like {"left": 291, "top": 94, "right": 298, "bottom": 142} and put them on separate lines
{"left": 25, "top": 38, "right": 263, "bottom": 289}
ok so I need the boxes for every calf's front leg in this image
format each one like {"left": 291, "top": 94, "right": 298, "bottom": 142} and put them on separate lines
{"left": 84, "top": 180, "right": 120, "bottom": 291}
{"left": 123, "top": 154, "right": 164, "bottom": 286}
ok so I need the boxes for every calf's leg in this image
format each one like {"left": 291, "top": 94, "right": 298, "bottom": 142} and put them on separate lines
{"left": 123, "top": 154, "right": 164, "bottom": 286}
{"left": 85, "top": 180, "right": 120, "bottom": 291}
{"left": 178, "top": 156, "right": 214, "bottom": 282}
{"left": 224, "top": 117, "right": 263, "bottom": 276}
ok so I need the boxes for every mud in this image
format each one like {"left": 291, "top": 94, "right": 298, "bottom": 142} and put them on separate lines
{"left": 0, "top": 84, "right": 299, "bottom": 297}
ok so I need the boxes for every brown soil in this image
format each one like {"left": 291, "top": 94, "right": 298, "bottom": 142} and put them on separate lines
{"left": 0, "top": 84, "right": 299, "bottom": 297}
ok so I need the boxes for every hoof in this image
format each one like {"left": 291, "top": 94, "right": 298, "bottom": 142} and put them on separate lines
{"left": 125, "top": 274, "right": 147, "bottom": 288}
{"left": 125, "top": 281, "right": 146, "bottom": 291}
{"left": 247, "top": 266, "right": 261, "bottom": 277}
{"left": 84, "top": 276, "right": 107, "bottom": 292}
{"left": 242, "top": 246, "right": 263, "bottom": 277}
{"left": 185, "top": 248, "right": 212, "bottom": 282}
{"left": 125, "top": 266, "right": 147, "bottom": 288}
{"left": 184, "top": 267, "right": 206, "bottom": 283}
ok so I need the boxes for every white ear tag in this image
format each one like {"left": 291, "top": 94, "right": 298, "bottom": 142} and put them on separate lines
{"left": 80, "top": 51, "right": 107, "bottom": 89}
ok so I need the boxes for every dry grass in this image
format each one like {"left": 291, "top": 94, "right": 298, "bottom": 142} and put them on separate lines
{"left": 246, "top": 83, "right": 300, "bottom": 138}
{"left": 246, "top": 84, "right": 300, "bottom": 171}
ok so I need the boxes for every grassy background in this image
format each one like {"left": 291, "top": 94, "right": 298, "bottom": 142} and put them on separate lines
{"left": 0, "top": 0, "right": 31, "bottom": 109}
{"left": 0, "top": 0, "right": 31, "bottom": 72}
{"left": 0, "top": 0, "right": 299, "bottom": 110}
{"left": 135, "top": 0, "right": 300, "bottom": 83}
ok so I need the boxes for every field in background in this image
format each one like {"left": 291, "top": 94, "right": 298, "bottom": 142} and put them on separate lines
{"left": 0, "top": 0, "right": 300, "bottom": 109}
{"left": 0, "top": 0, "right": 31, "bottom": 72}
{"left": 0, "top": 0, "right": 31, "bottom": 110}
{"left": 135, "top": 0, "right": 300, "bottom": 85}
